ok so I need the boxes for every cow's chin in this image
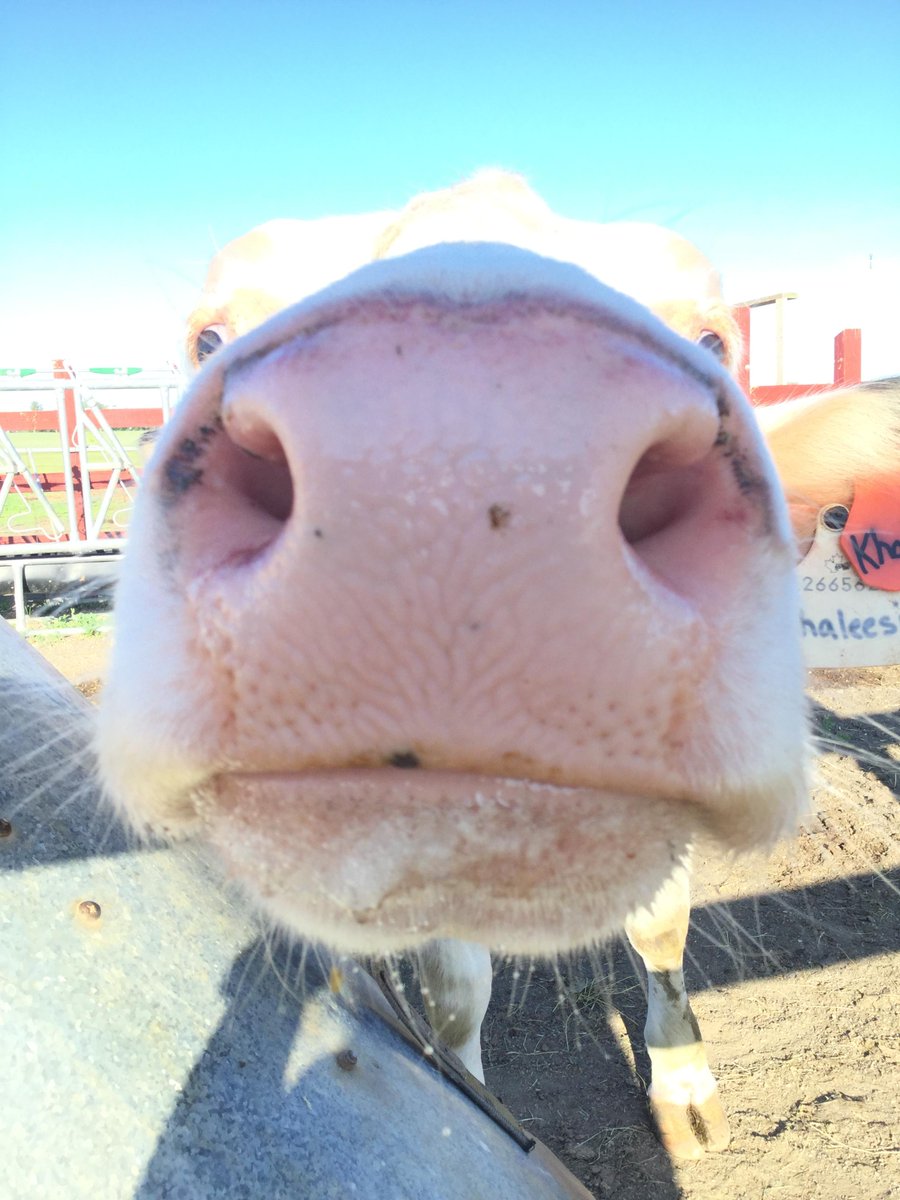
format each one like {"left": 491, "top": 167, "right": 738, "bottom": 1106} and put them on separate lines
{"left": 191, "top": 769, "right": 702, "bottom": 956}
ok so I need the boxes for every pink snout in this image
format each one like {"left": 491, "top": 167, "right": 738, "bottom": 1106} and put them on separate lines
{"left": 100, "top": 246, "right": 807, "bottom": 954}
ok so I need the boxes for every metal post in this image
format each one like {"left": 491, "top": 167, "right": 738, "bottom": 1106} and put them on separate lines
{"left": 53, "top": 360, "right": 79, "bottom": 543}
{"left": 774, "top": 295, "right": 787, "bottom": 385}
{"left": 12, "top": 559, "right": 26, "bottom": 632}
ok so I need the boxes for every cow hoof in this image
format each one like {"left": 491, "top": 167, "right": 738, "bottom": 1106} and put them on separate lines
{"left": 650, "top": 1090, "right": 731, "bottom": 1159}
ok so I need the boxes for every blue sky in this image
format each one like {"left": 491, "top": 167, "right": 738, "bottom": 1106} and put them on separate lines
{"left": 2, "top": 0, "right": 898, "bottom": 378}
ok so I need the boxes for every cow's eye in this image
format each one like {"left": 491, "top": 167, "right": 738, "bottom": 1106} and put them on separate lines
{"left": 197, "top": 325, "right": 227, "bottom": 363}
{"left": 697, "top": 330, "right": 727, "bottom": 362}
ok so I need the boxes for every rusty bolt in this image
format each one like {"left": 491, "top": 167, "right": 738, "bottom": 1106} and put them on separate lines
{"left": 78, "top": 900, "right": 102, "bottom": 921}
{"left": 336, "top": 1049, "right": 358, "bottom": 1071}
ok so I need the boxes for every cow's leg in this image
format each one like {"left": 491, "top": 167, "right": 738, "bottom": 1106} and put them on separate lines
{"left": 415, "top": 940, "right": 492, "bottom": 1082}
{"left": 624, "top": 861, "right": 730, "bottom": 1159}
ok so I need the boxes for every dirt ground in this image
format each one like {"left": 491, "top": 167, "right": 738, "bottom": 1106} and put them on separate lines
{"left": 32, "top": 635, "right": 900, "bottom": 1200}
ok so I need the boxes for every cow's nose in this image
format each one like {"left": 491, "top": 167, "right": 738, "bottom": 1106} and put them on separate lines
{"left": 150, "top": 276, "right": 782, "bottom": 801}
{"left": 191, "top": 298, "right": 748, "bottom": 628}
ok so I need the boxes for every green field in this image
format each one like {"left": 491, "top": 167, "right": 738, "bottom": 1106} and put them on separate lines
{"left": 1, "top": 487, "right": 136, "bottom": 534}
{"left": 3, "top": 428, "right": 148, "bottom": 474}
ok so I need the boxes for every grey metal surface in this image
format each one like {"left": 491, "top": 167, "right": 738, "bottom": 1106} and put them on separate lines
{"left": 0, "top": 622, "right": 590, "bottom": 1200}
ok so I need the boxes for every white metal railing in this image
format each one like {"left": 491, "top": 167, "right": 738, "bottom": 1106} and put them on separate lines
{"left": 0, "top": 365, "right": 182, "bottom": 553}
{"left": 0, "top": 365, "right": 182, "bottom": 627}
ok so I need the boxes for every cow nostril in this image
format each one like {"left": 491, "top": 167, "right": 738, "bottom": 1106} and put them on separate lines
{"left": 616, "top": 412, "right": 759, "bottom": 611}
{"left": 233, "top": 451, "right": 294, "bottom": 523}
{"left": 222, "top": 413, "right": 295, "bottom": 524}
{"left": 224, "top": 404, "right": 288, "bottom": 465}
{"left": 618, "top": 444, "right": 705, "bottom": 548}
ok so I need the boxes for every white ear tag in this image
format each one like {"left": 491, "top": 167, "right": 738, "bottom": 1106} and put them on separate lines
{"left": 799, "top": 505, "right": 900, "bottom": 667}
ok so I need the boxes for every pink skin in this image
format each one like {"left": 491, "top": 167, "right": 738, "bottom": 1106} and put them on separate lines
{"left": 98, "top": 243, "right": 807, "bottom": 957}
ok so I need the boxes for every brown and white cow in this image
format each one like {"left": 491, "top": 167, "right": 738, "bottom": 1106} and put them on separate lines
{"left": 97, "top": 172, "right": 897, "bottom": 1160}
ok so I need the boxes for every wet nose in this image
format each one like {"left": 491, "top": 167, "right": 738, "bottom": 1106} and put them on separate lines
{"left": 150, "top": 260, "right": 778, "bottom": 794}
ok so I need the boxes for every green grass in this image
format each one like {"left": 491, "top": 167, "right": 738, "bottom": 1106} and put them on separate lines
{"left": 1, "top": 486, "right": 136, "bottom": 536}
{"left": 9, "top": 429, "right": 148, "bottom": 447}
{"left": 35, "top": 611, "right": 111, "bottom": 638}
{"left": 4, "top": 428, "right": 148, "bottom": 475}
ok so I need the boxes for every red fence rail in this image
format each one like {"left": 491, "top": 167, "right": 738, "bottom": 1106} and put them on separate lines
{"left": 1, "top": 408, "right": 165, "bottom": 433}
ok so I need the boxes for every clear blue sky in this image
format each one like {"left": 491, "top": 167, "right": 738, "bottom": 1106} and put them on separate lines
{"left": 2, "top": 0, "right": 898, "bottom": 374}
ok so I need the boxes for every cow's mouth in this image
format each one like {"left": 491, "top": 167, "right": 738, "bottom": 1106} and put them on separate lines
{"left": 194, "top": 767, "right": 700, "bottom": 954}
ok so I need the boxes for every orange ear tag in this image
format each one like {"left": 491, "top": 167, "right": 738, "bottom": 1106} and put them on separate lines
{"left": 840, "top": 476, "right": 900, "bottom": 592}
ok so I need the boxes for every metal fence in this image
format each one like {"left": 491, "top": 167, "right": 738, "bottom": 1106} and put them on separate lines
{"left": 0, "top": 362, "right": 181, "bottom": 627}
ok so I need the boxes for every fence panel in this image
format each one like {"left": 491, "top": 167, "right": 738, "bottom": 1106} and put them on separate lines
{"left": 0, "top": 362, "right": 180, "bottom": 553}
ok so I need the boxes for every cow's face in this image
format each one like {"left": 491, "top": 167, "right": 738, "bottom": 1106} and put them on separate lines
{"left": 98, "top": 241, "right": 807, "bottom": 956}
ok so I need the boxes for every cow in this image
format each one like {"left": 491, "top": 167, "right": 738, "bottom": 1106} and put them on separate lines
{"left": 97, "top": 171, "right": 893, "bottom": 1162}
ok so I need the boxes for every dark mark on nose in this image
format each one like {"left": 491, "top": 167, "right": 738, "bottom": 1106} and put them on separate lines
{"left": 388, "top": 751, "right": 421, "bottom": 769}
{"left": 314, "top": 528, "right": 325, "bottom": 539}
{"left": 395, "top": 344, "right": 403, "bottom": 356}
{"left": 489, "top": 504, "right": 511, "bottom": 530}
{"left": 163, "top": 418, "right": 222, "bottom": 497}
{"left": 165, "top": 458, "right": 203, "bottom": 494}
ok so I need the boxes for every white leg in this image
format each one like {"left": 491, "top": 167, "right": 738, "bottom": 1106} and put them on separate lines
{"left": 624, "top": 861, "right": 730, "bottom": 1159}
{"left": 415, "top": 939, "right": 492, "bottom": 1082}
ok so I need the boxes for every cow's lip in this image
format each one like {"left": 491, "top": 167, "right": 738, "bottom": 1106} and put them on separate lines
{"left": 208, "top": 763, "right": 672, "bottom": 796}
{"left": 203, "top": 765, "right": 702, "bottom": 823}
{"left": 196, "top": 767, "right": 699, "bottom": 954}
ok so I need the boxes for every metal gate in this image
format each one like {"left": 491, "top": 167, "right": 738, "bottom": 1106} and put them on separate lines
{"left": 0, "top": 361, "right": 181, "bottom": 628}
